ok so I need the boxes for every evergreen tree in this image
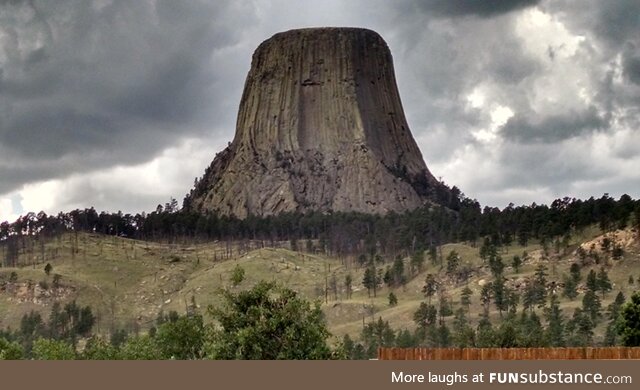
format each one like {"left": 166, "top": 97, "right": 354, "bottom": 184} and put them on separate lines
{"left": 230, "top": 265, "right": 245, "bottom": 287}
{"left": 512, "top": 255, "right": 522, "bottom": 273}
{"left": 603, "top": 292, "right": 625, "bottom": 346}
{"left": 452, "top": 308, "right": 475, "bottom": 347}
{"left": 438, "top": 295, "right": 453, "bottom": 325}
{"left": 410, "top": 250, "right": 425, "bottom": 275}
{"left": 436, "top": 323, "right": 451, "bottom": 347}
{"left": 562, "top": 273, "right": 578, "bottom": 300}
{"left": 544, "top": 294, "right": 566, "bottom": 347}
{"left": 596, "top": 267, "right": 612, "bottom": 298}
{"left": 617, "top": 292, "right": 640, "bottom": 346}
{"left": 446, "top": 250, "right": 460, "bottom": 275}
{"left": 480, "top": 283, "right": 492, "bottom": 314}
{"left": 388, "top": 292, "right": 398, "bottom": 307}
{"left": 460, "top": 286, "right": 473, "bottom": 311}
{"left": 497, "top": 320, "right": 518, "bottom": 347}
{"left": 422, "top": 274, "right": 438, "bottom": 304}
{"left": 519, "top": 311, "right": 545, "bottom": 347}
{"left": 476, "top": 313, "right": 495, "bottom": 347}
{"left": 533, "top": 264, "right": 548, "bottom": 308}
{"left": 360, "top": 317, "right": 396, "bottom": 358}
{"left": 569, "top": 309, "right": 594, "bottom": 346}
{"left": 569, "top": 263, "right": 581, "bottom": 283}
{"left": 396, "top": 329, "right": 416, "bottom": 348}
{"left": 488, "top": 253, "right": 504, "bottom": 278}
{"left": 413, "top": 302, "right": 437, "bottom": 329}
{"left": 479, "top": 238, "right": 494, "bottom": 264}
{"left": 344, "top": 274, "right": 353, "bottom": 300}
{"left": 362, "top": 266, "right": 382, "bottom": 297}
{"left": 342, "top": 334, "right": 367, "bottom": 360}
{"left": 582, "top": 289, "right": 602, "bottom": 323}
{"left": 586, "top": 269, "right": 598, "bottom": 292}
{"left": 506, "top": 289, "right": 520, "bottom": 315}
{"left": 492, "top": 276, "right": 508, "bottom": 316}
{"left": 428, "top": 246, "right": 438, "bottom": 266}
{"left": 608, "top": 291, "right": 626, "bottom": 320}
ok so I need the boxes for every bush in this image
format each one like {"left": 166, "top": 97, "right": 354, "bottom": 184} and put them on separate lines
{"left": 0, "top": 337, "right": 23, "bottom": 360}
{"left": 32, "top": 338, "right": 75, "bottom": 360}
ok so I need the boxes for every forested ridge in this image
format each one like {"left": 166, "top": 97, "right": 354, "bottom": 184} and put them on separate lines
{"left": 2, "top": 193, "right": 639, "bottom": 265}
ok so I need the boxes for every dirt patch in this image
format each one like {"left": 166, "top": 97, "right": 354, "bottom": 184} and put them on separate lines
{"left": 1, "top": 281, "right": 75, "bottom": 305}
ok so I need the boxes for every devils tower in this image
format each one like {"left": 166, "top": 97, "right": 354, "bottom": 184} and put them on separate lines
{"left": 185, "top": 28, "right": 446, "bottom": 218}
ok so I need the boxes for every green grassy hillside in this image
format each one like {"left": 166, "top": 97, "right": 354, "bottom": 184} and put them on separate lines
{"left": 1, "top": 227, "right": 639, "bottom": 343}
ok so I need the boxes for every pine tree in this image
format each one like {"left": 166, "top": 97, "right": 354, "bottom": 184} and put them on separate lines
{"left": 507, "top": 289, "right": 520, "bottom": 315}
{"left": 608, "top": 291, "right": 626, "bottom": 320}
{"left": 489, "top": 253, "right": 504, "bottom": 278}
{"left": 363, "top": 267, "right": 374, "bottom": 297}
{"left": 410, "top": 250, "right": 425, "bottom": 275}
{"left": 480, "top": 283, "right": 492, "bottom": 314}
{"left": 452, "top": 308, "right": 474, "bottom": 347}
{"left": 460, "top": 286, "right": 473, "bottom": 311}
{"left": 569, "top": 263, "right": 581, "bottom": 283}
{"left": 519, "top": 311, "right": 545, "bottom": 347}
{"left": 586, "top": 269, "right": 598, "bottom": 292}
{"left": 422, "top": 274, "right": 438, "bottom": 304}
{"left": 476, "top": 312, "right": 495, "bottom": 347}
{"left": 413, "top": 302, "right": 437, "bottom": 329}
{"left": 582, "top": 289, "right": 602, "bottom": 323}
{"left": 617, "top": 292, "right": 640, "bottom": 346}
{"left": 544, "top": 294, "right": 566, "bottom": 347}
{"left": 436, "top": 323, "right": 451, "bottom": 347}
{"left": 571, "top": 309, "right": 594, "bottom": 346}
{"left": 391, "top": 257, "right": 406, "bottom": 286}
{"left": 562, "top": 273, "right": 578, "bottom": 300}
{"left": 492, "top": 276, "right": 508, "bottom": 317}
{"left": 446, "top": 250, "right": 460, "bottom": 275}
{"left": 388, "top": 292, "right": 398, "bottom": 307}
{"left": 512, "top": 255, "right": 522, "bottom": 273}
{"left": 533, "top": 264, "right": 548, "bottom": 308}
{"left": 396, "top": 329, "right": 416, "bottom": 348}
{"left": 596, "top": 267, "right": 612, "bottom": 299}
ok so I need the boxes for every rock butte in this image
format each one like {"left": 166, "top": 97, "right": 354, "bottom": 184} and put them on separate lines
{"left": 185, "top": 27, "right": 447, "bottom": 218}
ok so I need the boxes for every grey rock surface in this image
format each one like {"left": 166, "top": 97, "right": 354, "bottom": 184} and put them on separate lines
{"left": 185, "top": 28, "right": 444, "bottom": 218}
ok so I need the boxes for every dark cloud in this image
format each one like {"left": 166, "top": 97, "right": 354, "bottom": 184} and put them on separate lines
{"left": 409, "top": 0, "right": 541, "bottom": 18}
{"left": 0, "top": 0, "right": 253, "bottom": 192}
{"left": 589, "top": 0, "right": 640, "bottom": 46}
{"left": 623, "top": 55, "right": 640, "bottom": 85}
{"left": 500, "top": 106, "right": 607, "bottom": 143}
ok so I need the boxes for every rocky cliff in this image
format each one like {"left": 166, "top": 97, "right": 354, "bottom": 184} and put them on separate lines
{"left": 185, "top": 28, "right": 447, "bottom": 218}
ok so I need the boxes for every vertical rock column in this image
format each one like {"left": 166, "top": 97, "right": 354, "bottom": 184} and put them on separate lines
{"left": 186, "top": 28, "right": 442, "bottom": 218}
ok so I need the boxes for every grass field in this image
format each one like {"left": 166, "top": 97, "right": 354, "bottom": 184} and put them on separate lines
{"left": 1, "top": 226, "right": 639, "bottom": 343}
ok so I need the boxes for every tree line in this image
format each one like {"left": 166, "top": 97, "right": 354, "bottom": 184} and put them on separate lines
{"left": 3, "top": 193, "right": 639, "bottom": 266}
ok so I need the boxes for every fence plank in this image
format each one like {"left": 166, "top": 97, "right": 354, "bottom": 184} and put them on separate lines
{"left": 377, "top": 347, "right": 640, "bottom": 360}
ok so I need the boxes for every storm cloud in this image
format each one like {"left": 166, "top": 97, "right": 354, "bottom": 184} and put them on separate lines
{"left": 0, "top": 0, "right": 253, "bottom": 192}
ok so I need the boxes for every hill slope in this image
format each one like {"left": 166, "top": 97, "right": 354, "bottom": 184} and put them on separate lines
{"left": 1, "top": 227, "right": 639, "bottom": 343}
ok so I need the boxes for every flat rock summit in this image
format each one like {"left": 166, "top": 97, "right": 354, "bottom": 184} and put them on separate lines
{"left": 185, "top": 27, "right": 447, "bottom": 218}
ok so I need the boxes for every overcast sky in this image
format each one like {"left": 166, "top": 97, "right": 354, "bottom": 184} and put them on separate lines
{"left": 1, "top": 0, "right": 639, "bottom": 222}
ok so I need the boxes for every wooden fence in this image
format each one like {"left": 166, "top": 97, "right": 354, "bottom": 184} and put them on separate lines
{"left": 377, "top": 347, "right": 640, "bottom": 360}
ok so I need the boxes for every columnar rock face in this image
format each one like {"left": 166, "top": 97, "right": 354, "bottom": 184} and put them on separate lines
{"left": 185, "top": 28, "right": 444, "bottom": 218}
